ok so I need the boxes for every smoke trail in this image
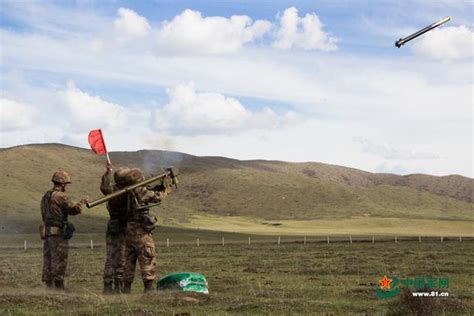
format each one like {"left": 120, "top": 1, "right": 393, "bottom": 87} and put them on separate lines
{"left": 140, "top": 136, "right": 187, "bottom": 176}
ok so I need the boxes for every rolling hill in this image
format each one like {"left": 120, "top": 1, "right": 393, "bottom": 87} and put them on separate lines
{"left": 0, "top": 143, "right": 472, "bottom": 235}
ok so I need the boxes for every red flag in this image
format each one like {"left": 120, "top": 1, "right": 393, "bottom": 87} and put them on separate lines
{"left": 88, "top": 129, "right": 107, "bottom": 155}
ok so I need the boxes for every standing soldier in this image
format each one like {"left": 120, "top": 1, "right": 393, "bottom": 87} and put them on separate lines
{"left": 122, "top": 168, "right": 171, "bottom": 293}
{"left": 41, "top": 170, "right": 89, "bottom": 290}
{"left": 100, "top": 162, "right": 130, "bottom": 294}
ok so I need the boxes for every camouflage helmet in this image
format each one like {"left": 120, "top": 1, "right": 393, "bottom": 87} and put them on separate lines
{"left": 51, "top": 170, "right": 71, "bottom": 184}
{"left": 125, "top": 168, "right": 145, "bottom": 184}
{"left": 114, "top": 167, "right": 130, "bottom": 185}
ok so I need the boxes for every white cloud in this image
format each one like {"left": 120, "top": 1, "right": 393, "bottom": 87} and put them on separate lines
{"left": 0, "top": 98, "right": 36, "bottom": 131}
{"left": 114, "top": 7, "right": 151, "bottom": 40}
{"left": 352, "top": 137, "right": 440, "bottom": 160}
{"left": 0, "top": 127, "right": 64, "bottom": 148}
{"left": 153, "top": 83, "right": 294, "bottom": 135}
{"left": 412, "top": 25, "right": 473, "bottom": 60}
{"left": 374, "top": 162, "right": 420, "bottom": 175}
{"left": 156, "top": 9, "right": 271, "bottom": 54}
{"left": 55, "top": 81, "right": 128, "bottom": 130}
{"left": 273, "top": 7, "right": 338, "bottom": 51}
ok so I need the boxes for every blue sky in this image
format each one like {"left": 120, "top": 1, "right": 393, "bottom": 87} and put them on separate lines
{"left": 0, "top": 0, "right": 472, "bottom": 176}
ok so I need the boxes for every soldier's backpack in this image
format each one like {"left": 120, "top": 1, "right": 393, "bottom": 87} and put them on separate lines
{"left": 39, "top": 190, "right": 54, "bottom": 240}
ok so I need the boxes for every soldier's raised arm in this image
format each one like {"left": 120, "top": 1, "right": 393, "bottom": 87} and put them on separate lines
{"left": 100, "top": 163, "right": 114, "bottom": 195}
{"left": 133, "top": 186, "right": 168, "bottom": 204}
{"left": 125, "top": 167, "right": 172, "bottom": 205}
{"left": 55, "top": 192, "right": 88, "bottom": 215}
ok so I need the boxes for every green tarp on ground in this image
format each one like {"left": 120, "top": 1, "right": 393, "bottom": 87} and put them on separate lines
{"left": 157, "top": 272, "right": 209, "bottom": 294}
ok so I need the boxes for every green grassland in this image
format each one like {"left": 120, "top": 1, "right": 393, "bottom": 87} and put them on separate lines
{"left": 0, "top": 241, "right": 472, "bottom": 315}
{"left": 1, "top": 144, "right": 473, "bottom": 236}
{"left": 184, "top": 215, "right": 474, "bottom": 237}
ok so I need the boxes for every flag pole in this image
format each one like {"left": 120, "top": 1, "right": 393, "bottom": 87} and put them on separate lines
{"left": 99, "top": 129, "right": 111, "bottom": 164}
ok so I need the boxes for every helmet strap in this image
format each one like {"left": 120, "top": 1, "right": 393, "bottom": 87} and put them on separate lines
{"left": 53, "top": 182, "right": 66, "bottom": 192}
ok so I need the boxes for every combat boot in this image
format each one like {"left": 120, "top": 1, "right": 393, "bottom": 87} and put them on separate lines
{"left": 54, "top": 280, "right": 65, "bottom": 290}
{"left": 114, "top": 280, "right": 123, "bottom": 294}
{"left": 122, "top": 281, "right": 132, "bottom": 294}
{"left": 45, "top": 280, "right": 54, "bottom": 289}
{"left": 103, "top": 281, "right": 114, "bottom": 295}
{"left": 143, "top": 280, "right": 154, "bottom": 293}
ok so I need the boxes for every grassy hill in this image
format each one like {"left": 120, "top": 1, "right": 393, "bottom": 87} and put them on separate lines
{"left": 0, "top": 143, "right": 472, "bottom": 235}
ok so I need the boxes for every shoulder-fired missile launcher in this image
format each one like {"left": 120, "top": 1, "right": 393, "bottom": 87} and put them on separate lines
{"left": 87, "top": 166, "right": 179, "bottom": 209}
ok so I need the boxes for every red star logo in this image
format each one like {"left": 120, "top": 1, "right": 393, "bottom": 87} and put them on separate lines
{"left": 379, "top": 275, "right": 393, "bottom": 290}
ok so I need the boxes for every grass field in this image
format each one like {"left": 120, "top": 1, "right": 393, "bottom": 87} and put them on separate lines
{"left": 0, "top": 238, "right": 472, "bottom": 315}
{"left": 184, "top": 215, "right": 474, "bottom": 237}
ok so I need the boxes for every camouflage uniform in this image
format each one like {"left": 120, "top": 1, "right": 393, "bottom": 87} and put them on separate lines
{"left": 122, "top": 168, "right": 167, "bottom": 293}
{"left": 41, "top": 171, "right": 85, "bottom": 289}
{"left": 100, "top": 168, "right": 129, "bottom": 293}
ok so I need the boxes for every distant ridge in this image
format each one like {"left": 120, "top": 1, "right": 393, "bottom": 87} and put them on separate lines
{"left": 0, "top": 143, "right": 472, "bottom": 233}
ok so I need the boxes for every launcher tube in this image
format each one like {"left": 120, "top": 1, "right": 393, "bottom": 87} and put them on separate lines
{"left": 86, "top": 172, "right": 167, "bottom": 208}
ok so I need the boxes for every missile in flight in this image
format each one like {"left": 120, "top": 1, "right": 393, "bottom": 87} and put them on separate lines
{"left": 395, "top": 16, "right": 451, "bottom": 48}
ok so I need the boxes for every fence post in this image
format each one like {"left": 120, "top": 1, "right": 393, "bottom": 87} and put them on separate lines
{"left": 350, "top": 236, "right": 352, "bottom": 244}
{"left": 419, "top": 236, "right": 421, "bottom": 243}
{"left": 197, "top": 238, "right": 200, "bottom": 247}
{"left": 441, "top": 236, "right": 443, "bottom": 243}
{"left": 304, "top": 236, "right": 306, "bottom": 245}
{"left": 24, "top": 240, "right": 27, "bottom": 251}
{"left": 166, "top": 238, "right": 169, "bottom": 248}
{"left": 90, "top": 240, "right": 93, "bottom": 249}
{"left": 372, "top": 236, "right": 375, "bottom": 244}
{"left": 395, "top": 236, "right": 398, "bottom": 243}
{"left": 327, "top": 236, "right": 330, "bottom": 244}
{"left": 248, "top": 237, "right": 251, "bottom": 245}
{"left": 222, "top": 237, "right": 225, "bottom": 246}
{"left": 459, "top": 236, "right": 462, "bottom": 242}
{"left": 278, "top": 236, "right": 281, "bottom": 245}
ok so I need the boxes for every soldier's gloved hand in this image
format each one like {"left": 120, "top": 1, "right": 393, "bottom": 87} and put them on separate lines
{"left": 163, "top": 176, "right": 173, "bottom": 187}
{"left": 106, "top": 162, "right": 113, "bottom": 172}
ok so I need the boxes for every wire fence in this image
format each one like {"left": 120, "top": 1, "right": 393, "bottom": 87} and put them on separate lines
{"left": 1, "top": 235, "right": 472, "bottom": 251}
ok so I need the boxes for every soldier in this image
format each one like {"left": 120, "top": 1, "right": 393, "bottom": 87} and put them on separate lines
{"left": 41, "top": 170, "right": 89, "bottom": 290}
{"left": 122, "top": 168, "right": 171, "bottom": 293}
{"left": 100, "top": 162, "right": 130, "bottom": 294}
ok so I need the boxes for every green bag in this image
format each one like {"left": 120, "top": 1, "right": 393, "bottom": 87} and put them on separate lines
{"left": 157, "top": 272, "right": 208, "bottom": 294}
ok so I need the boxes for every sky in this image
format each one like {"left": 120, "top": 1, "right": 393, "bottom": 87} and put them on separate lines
{"left": 0, "top": 0, "right": 472, "bottom": 177}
